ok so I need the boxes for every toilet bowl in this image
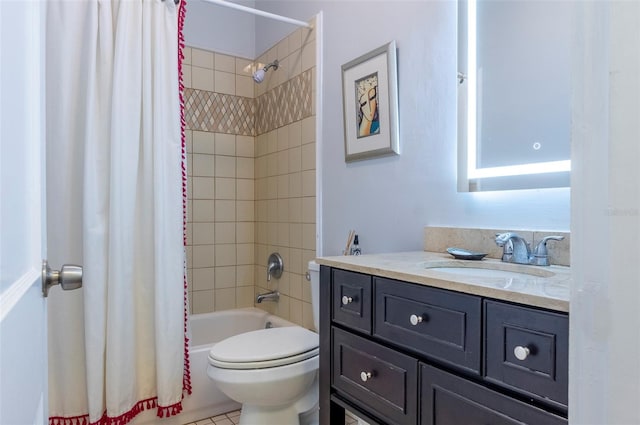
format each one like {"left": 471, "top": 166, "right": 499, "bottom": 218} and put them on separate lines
{"left": 207, "top": 261, "right": 321, "bottom": 425}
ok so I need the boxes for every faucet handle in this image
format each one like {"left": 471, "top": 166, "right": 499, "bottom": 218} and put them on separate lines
{"left": 531, "top": 236, "right": 564, "bottom": 266}
{"left": 533, "top": 236, "right": 565, "bottom": 256}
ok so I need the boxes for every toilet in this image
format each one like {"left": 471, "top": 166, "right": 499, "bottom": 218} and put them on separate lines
{"left": 207, "top": 261, "right": 321, "bottom": 425}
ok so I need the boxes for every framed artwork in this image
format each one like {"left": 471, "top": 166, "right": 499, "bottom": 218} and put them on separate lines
{"left": 341, "top": 40, "right": 399, "bottom": 162}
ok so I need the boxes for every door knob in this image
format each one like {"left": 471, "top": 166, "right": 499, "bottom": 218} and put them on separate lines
{"left": 42, "top": 260, "right": 83, "bottom": 297}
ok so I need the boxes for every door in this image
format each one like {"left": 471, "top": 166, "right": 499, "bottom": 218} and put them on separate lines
{"left": 0, "top": 1, "right": 48, "bottom": 423}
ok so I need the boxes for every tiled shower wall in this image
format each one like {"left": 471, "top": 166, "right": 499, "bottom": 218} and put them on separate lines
{"left": 183, "top": 19, "right": 317, "bottom": 329}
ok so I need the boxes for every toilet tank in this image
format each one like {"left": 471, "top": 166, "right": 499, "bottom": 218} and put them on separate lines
{"left": 308, "top": 260, "right": 320, "bottom": 332}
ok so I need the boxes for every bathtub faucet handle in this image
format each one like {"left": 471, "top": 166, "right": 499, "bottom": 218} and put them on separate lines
{"left": 266, "top": 252, "right": 283, "bottom": 282}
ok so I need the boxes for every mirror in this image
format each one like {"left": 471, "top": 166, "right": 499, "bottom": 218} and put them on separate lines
{"left": 458, "top": 0, "right": 572, "bottom": 192}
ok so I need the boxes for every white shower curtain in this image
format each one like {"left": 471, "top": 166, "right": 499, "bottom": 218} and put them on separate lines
{"left": 45, "top": 1, "right": 190, "bottom": 424}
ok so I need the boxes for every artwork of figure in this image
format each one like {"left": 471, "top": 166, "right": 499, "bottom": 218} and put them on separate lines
{"left": 355, "top": 72, "right": 380, "bottom": 138}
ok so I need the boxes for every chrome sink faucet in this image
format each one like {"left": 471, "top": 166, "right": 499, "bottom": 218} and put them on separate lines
{"left": 495, "top": 232, "right": 564, "bottom": 266}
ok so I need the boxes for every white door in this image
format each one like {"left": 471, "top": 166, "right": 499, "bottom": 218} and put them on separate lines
{"left": 0, "top": 1, "right": 48, "bottom": 423}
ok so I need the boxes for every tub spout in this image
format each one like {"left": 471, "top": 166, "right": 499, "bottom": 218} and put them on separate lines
{"left": 256, "top": 290, "right": 280, "bottom": 303}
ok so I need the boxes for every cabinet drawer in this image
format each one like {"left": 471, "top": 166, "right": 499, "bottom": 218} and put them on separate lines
{"left": 485, "top": 300, "right": 568, "bottom": 408}
{"left": 374, "top": 278, "right": 482, "bottom": 374}
{"left": 421, "top": 363, "right": 567, "bottom": 425}
{"left": 332, "top": 327, "right": 418, "bottom": 424}
{"left": 332, "top": 269, "right": 372, "bottom": 334}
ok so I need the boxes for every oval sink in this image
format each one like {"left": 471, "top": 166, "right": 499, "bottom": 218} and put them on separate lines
{"left": 430, "top": 267, "right": 544, "bottom": 279}
{"left": 423, "top": 261, "right": 556, "bottom": 279}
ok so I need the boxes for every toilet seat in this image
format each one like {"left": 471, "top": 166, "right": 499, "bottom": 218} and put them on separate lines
{"left": 208, "top": 326, "right": 319, "bottom": 370}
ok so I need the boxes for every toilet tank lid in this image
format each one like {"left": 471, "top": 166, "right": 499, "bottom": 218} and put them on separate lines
{"left": 208, "top": 326, "right": 318, "bottom": 364}
{"left": 308, "top": 260, "right": 319, "bottom": 272}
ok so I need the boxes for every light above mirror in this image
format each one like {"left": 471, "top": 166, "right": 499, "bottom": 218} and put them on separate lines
{"left": 458, "top": 0, "right": 572, "bottom": 192}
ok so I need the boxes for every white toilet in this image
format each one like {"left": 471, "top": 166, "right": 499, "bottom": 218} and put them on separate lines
{"left": 207, "top": 261, "right": 321, "bottom": 425}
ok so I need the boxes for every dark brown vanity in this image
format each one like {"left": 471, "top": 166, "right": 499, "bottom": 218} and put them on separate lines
{"left": 318, "top": 255, "right": 569, "bottom": 425}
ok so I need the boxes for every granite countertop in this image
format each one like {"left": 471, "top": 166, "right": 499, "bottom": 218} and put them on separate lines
{"left": 316, "top": 251, "right": 570, "bottom": 312}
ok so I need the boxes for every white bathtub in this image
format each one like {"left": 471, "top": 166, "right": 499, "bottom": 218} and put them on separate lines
{"left": 133, "top": 307, "right": 295, "bottom": 425}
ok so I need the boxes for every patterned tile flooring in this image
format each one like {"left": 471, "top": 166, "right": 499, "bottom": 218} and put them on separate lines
{"left": 183, "top": 409, "right": 359, "bottom": 425}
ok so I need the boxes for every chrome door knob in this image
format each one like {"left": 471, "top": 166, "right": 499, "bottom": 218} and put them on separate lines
{"left": 409, "top": 314, "right": 423, "bottom": 326}
{"left": 341, "top": 296, "right": 353, "bottom": 305}
{"left": 360, "top": 371, "right": 372, "bottom": 382}
{"left": 42, "top": 260, "right": 83, "bottom": 297}
{"left": 514, "top": 345, "right": 531, "bottom": 361}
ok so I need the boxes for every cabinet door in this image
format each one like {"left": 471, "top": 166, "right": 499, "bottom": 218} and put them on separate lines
{"left": 484, "top": 300, "right": 569, "bottom": 408}
{"left": 420, "top": 364, "right": 567, "bottom": 425}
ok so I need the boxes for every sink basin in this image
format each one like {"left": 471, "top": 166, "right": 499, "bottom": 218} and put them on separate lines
{"left": 423, "top": 261, "right": 555, "bottom": 279}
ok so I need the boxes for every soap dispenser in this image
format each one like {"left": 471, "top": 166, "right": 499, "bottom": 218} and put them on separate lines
{"left": 350, "top": 235, "right": 361, "bottom": 256}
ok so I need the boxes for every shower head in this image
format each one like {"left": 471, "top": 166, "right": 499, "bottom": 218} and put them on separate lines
{"left": 253, "top": 59, "right": 279, "bottom": 83}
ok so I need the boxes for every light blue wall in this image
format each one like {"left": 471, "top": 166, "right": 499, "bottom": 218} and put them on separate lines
{"left": 185, "top": 0, "right": 571, "bottom": 256}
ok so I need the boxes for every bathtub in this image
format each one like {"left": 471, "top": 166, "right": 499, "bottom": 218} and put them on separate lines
{"left": 133, "top": 307, "right": 295, "bottom": 425}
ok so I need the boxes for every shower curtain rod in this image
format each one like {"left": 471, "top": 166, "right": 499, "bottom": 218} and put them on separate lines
{"left": 200, "top": 0, "right": 312, "bottom": 28}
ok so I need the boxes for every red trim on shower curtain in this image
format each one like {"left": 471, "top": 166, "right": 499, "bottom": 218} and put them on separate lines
{"left": 178, "top": 0, "right": 193, "bottom": 399}
{"left": 49, "top": 398, "right": 185, "bottom": 425}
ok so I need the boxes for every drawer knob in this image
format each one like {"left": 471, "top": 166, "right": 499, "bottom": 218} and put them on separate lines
{"left": 514, "top": 345, "right": 531, "bottom": 361}
{"left": 409, "top": 314, "right": 423, "bottom": 326}
{"left": 360, "top": 371, "right": 372, "bottom": 382}
{"left": 341, "top": 296, "right": 353, "bottom": 305}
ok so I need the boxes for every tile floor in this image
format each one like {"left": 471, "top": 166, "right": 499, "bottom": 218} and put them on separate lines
{"left": 183, "top": 409, "right": 359, "bottom": 425}
{"left": 183, "top": 410, "right": 240, "bottom": 425}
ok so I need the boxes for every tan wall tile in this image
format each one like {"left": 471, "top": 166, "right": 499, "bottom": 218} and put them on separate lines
{"left": 183, "top": 64, "right": 192, "bottom": 89}
{"left": 236, "top": 179, "right": 254, "bottom": 200}
{"left": 183, "top": 47, "right": 192, "bottom": 65}
{"left": 215, "top": 244, "right": 236, "bottom": 266}
{"left": 235, "top": 57, "right": 253, "bottom": 76}
{"left": 236, "top": 136, "right": 254, "bottom": 158}
{"left": 301, "top": 170, "right": 315, "bottom": 196}
{"left": 236, "top": 157, "right": 254, "bottom": 179}
{"left": 193, "top": 154, "right": 215, "bottom": 177}
{"left": 215, "top": 177, "right": 236, "bottom": 200}
{"left": 215, "top": 71, "right": 235, "bottom": 95}
{"left": 215, "top": 53, "right": 235, "bottom": 73}
{"left": 215, "top": 155, "right": 236, "bottom": 178}
{"left": 215, "top": 200, "right": 236, "bottom": 222}
{"left": 191, "top": 66, "right": 214, "bottom": 91}
{"left": 214, "top": 288, "right": 236, "bottom": 311}
{"left": 192, "top": 131, "right": 215, "bottom": 154}
{"left": 215, "top": 133, "right": 236, "bottom": 156}
{"left": 192, "top": 267, "right": 215, "bottom": 291}
{"left": 236, "top": 200, "right": 254, "bottom": 222}
{"left": 192, "top": 244, "right": 215, "bottom": 268}
{"left": 215, "top": 222, "right": 236, "bottom": 244}
{"left": 192, "top": 222, "right": 215, "bottom": 245}
{"left": 236, "top": 75, "right": 253, "bottom": 98}
{"left": 191, "top": 48, "right": 214, "bottom": 69}
{"left": 192, "top": 177, "right": 215, "bottom": 200}
{"left": 215, "top": 266, "right": 236, "bottom": 289}
{"left": 236, "top": 222, "right": 254, "bottom": 244}
{"left": 191, "top": 290, "right": 215, "bottom": 314}
{"left": 192, "top": 200, "right": 214, "bottom": 222}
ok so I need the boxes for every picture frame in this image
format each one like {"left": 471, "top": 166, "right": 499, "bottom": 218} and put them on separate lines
{"left": 341, "top": 40, "right": 399, "bottom": 162}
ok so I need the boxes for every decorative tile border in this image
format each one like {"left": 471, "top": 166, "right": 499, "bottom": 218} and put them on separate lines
{"left": 255, "top": 70, "right": 313, "bottom": 135}
{"left": 184, "top": 89, "right": 255, "bottom": 136}
{"left": 184, "top": 69, "right": 313, "bottom": 137}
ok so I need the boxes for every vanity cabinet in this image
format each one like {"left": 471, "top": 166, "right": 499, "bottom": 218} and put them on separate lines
{"left": 319, "top": 266, "right": 568, "bottom": 425}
